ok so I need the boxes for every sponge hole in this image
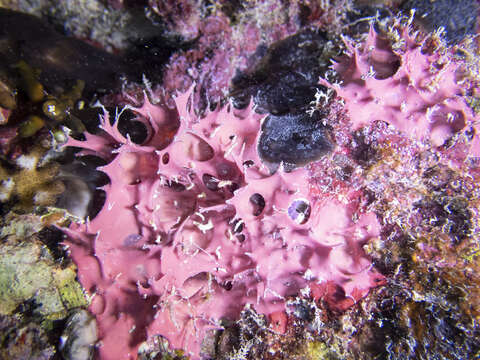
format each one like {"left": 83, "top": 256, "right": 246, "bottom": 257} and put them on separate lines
{"left": 162, "top": 152, "right": 170, "bottom": 165}
{"left": 186, "top": 134, "right": 214, "bottom": 161}
{"left": 249, "top": 193, "right": 265, "bottom": 216}
{"left": 202, "top": 173, "right": 219, "bottom": 191}
{"left": 288, "top": 199, "right": 311, "bottom": 224}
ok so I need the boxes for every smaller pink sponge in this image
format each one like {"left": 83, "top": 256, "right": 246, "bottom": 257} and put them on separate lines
{"left": 65, "top": 88, "right": 383, "bottom": 359}
{"left": 323, "top": 25, "right": 480, "bottom": 152}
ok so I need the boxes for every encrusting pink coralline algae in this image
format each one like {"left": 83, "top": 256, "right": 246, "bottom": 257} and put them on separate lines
{"left": 63, "top": 21, "right": 480, "bottom": 360}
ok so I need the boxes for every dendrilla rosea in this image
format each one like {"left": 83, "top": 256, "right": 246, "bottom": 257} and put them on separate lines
{"left": 320, "top": 24, "right": 480, "bottom": 156}
{"left": 64, "top": 88, "right": 384, "bottom": 359}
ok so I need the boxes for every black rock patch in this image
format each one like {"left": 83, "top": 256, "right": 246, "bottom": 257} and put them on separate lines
{"left": 230, "top": 28, "right": 333, "bottom": 115}
{"left": 258, "top": 111, "right": 332, "bottom": 171}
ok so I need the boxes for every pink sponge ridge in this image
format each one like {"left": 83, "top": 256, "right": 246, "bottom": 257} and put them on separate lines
{"left": 322, "top": 25, "right": 480, "bottom": 151}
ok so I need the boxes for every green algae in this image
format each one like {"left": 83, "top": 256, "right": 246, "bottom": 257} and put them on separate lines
{"left": 304, "top": 341, "right": 340, "bottom": 360}
{"left": 0, "top": 235, "right": 86, "bottom": 319}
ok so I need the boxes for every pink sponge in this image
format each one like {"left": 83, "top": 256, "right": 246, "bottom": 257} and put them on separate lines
{"left": 322, "top": 25, "right": 480, "bottom": 151}
{"left": 65, "top": 88, "right": 383, "bottom": 359}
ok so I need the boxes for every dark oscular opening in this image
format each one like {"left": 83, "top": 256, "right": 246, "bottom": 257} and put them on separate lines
{"left": 115, "top": 109, "right": 148, "bottom": 144}
{"left": 167, "top": 181, "right": 186, "bottom": 192}
{"left": 288, "top": 199, "right": 311, "bottom": 224}
{"left": 189, "top": 134, "right": 215, "bottom": 161}
{"left": 371, "top": 57, "right": 401, "bottom": 80}
{"left": 161, "top": 152, "right": 170, "bottom": 165}
{"left": 203, "top": 173, "right": 219, "bottom": 191}
{"left": 215, "top": 161, "right": 238, "bottom": 180}
{"left": 236, "top": 234, "right": 246, "bottom": 242}
{"left": 231, "top": 218, "right": 244, "bottom": 234}
{"left": 249, "top": 193, "right": 266, "bottom": 216}
{"left": 367, "top": 32, "right": 401, "bottom": 80}
{"left": 221, "top": 280, "right": 233, "bottom": 291}
{"left": 227, "top": 182, "right": 240, "bottom": 194}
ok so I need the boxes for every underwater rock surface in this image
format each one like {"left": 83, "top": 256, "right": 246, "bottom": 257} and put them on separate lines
{"left": 402, "top": 0, "right": 479, "bottom": 44}
{"left": 258, "top": 111, "right": 332, "bottom": 171}
{"left": 64, "top": 7, "right": 480, "bottom": 360}
{"left": 1, "top": 1, "right": 480, "bottom": 359}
